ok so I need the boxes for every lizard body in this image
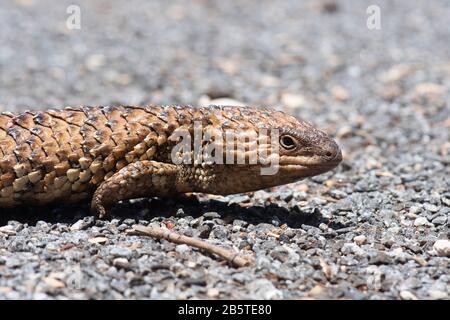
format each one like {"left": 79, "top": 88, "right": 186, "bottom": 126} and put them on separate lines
{"left": 0, "top": 105, "right": 341, "bottom": 217}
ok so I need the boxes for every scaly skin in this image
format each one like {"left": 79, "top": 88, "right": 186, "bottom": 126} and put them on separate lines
{"left": 0, "top": 105, "right": 342, "bottom": 217}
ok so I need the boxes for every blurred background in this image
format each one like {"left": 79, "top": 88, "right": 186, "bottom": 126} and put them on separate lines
{"left": 0, "top": 3, "right": 448, "bottom": 106}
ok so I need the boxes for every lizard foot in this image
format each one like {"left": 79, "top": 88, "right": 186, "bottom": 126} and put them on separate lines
{"left": 90, "top": 160, "right": 180, "bottom": 219}
{"left": 90, "top": 194, "right": 108, "bottom": 219}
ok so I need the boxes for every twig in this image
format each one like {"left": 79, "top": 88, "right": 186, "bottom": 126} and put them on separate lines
{"left": 128, "top": 224, "right": 251, "bottom": 268}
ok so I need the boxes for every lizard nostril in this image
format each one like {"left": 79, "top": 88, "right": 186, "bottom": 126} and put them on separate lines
{"left": 323, "top": 141, "right": 342, "bottom": 161}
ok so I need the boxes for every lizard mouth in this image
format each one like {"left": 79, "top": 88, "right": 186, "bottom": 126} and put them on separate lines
{"left": 279, "top": 153, "right": 342, "bottom": 169}
{"left": 275, "top": 152, "right": 342, "bottom": 178}
{"left": 279, "top": 163, "right": 339, "bottom": 178}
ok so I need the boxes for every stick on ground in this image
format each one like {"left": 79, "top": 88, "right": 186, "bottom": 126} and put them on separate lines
{"left": 128, "top": 224, "right": 251, "bottom": 268}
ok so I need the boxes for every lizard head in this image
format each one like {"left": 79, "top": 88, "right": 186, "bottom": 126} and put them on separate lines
{"left": 175, "top": 106, "right": 342, "bottom": 195}
{"left": 271, "top": 109, "right": 342, "bottom": 178}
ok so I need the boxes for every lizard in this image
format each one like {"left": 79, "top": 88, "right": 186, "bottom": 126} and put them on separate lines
{"left": 0, "top": 105, "right": 342, "bottom": 218}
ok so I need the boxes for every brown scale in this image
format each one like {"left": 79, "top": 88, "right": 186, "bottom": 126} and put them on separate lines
{"left": 31, "top": 112, "right": 60, "bottom": 165}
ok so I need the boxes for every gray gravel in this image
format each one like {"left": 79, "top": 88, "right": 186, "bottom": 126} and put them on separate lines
{"left": 0, "top": 0, "right": 449, "bottom": 299}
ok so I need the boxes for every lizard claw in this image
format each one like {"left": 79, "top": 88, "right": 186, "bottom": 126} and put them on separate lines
{"left": 90, "top": 198, "right": 107, "bottom": 219}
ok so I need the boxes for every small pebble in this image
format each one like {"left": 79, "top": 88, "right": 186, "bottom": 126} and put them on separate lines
{"left": 175, "top": 244, "right": 190, "bottom": 254}
{"left": 113, "top": 258, "right": 131, "bottom": 269}
{"left": 43, "top": 277, "right": 65, "bottom": 289}
{"left": 428, "top": 290, "right": 448, "bottom": 300}
{"left": 70, "top": 218, "right": 94, "bottom": 231}
{"left": 88, "top": 237, "right": 108, "bottom": 245}
{"left": 0, "top": 225, "right": 17, "bottom": 236}
{"left": 207, "top": 288, "right": 220, "bottom": 298}
{"left": 423, "top": 203, "right": 439, "bottom": 213}
{"left": 203, "top": 212, "right": 220, "bottom": 220}
{"left": 433, "top": 239, "right": 450, "bottom": 257}
{"left": 197, "top": 224, "right": 211, "bottom": 239}
{"left": 414, "top": 217, "right": 430, "bottom": 227}
{"left": 175, "top": 208, "right": 185, "bottom": 217}
{"left": 400, "top": 290, "right": 418, "bottom": 300}
{"left": 431, "top": 216, "right": 447, "bottom": 225}
{"left": 353, "top": 235, "right": 367, "bottom": 245}
{"left": 109, "top": 247, "right": 133, "bottom": 259}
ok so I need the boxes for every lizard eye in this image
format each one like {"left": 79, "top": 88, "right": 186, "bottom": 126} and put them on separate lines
{"left": 280, "top": 135, "right": 297, "bottom": 150}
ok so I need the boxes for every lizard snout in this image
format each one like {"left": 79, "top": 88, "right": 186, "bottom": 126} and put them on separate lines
{"left": 321, "top": 139, "right": 342, "bottom": 164}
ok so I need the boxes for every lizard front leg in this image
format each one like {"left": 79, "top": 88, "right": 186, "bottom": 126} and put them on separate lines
{"left": 91, "top": 160, "right": 181, "bottom": 218}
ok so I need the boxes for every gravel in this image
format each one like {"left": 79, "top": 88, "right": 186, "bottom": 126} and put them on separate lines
{"left": 0, "top": 0, "right": 449, "bottom": 300}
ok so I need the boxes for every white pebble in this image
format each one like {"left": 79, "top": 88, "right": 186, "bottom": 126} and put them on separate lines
{"left": 353, "top": 235, "right": 367, "bottom": 245}
{"left": 113, "top": 258, "right": 130, "bottom": 269}
{"left": 423, "top": 203, "right": 439, "bottom": 213}
{"left": 433, "top": 239, "right": 450, "bottom": 257}
{"left": 428, "top": 290, "right": 448, "bottom": 300}
{"left": 70, "top": 219, "right": 86, "bottom": 231}
{"left": 176, "top": 244, "right": 190, "bottom": 254}
{"left": 341, "top": 243, "right": 366, "bottom": 257}
{"left": 0, "top": 225, "right": 16, "bottom": 236}
{"left": 400, "top": 290, "right": 417, "bottom": 300}
{"left": 414, "top": 217, "right": 429, "bottom": 227}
